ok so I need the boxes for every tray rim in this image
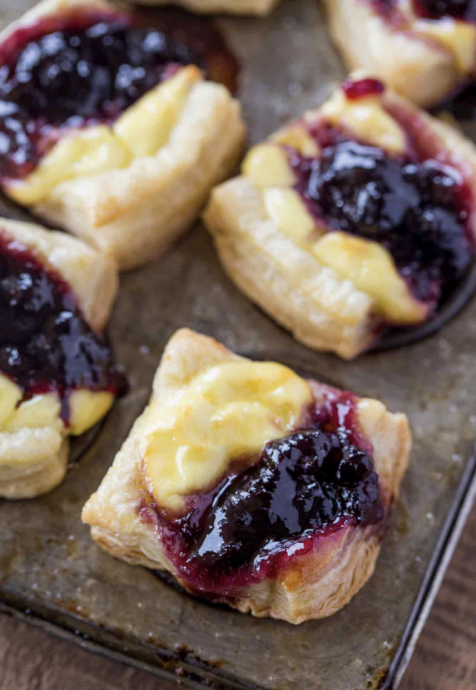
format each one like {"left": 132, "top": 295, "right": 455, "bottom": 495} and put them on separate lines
{"left": 1, "top": 446, "right": 475, "bottom": 690}
{"left": 385, "top": 444, "right": 476, "bottom": 689}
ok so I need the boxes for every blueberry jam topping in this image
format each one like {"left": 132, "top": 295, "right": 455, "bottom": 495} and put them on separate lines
{"left": 141, "top": 390, "right": 382, "bottom": 595}
{"left": 0, "top": 232, "right": 123, "bottom": 419}
{"left": 0, "top": 8, "right": 238, "bottom": 180}
{"left": 412, "top": 0, "right": 476, "bottom": 20}
{"left": 367, "top": 0, "right": 476, "bottom": 22}
{"left": 187, "top": 430, "right": 380, "bottom": 573}
{"left": 291, "top": 136, "right": 473, "bottom": 306}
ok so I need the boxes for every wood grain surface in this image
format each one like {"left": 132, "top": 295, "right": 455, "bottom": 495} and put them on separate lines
{"left": 1, "top": 504, "right": 475, "bottom": 690}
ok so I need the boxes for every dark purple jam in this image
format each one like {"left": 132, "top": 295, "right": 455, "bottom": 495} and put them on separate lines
{"left": 412, "top": 0, "right": 476, "bottom": 20}
{"left": 140, "top": 388, "right": 382, "bottom": 597}
{"left": 311, "top": 384, "right": 372, "bottom": 453}
{"left": 366, "top": 0, "right": 476, "bottom": 23}
{"left": 0, "top": 231, "right": 123, "bottom": 420}
{"left": 290, "top": 126, "right": 473, "bottom": 310}
{"left": 435, "top": 83, "right": 476, "bottom": 120}
{"left": 0, "top": 8, "right": 238, "bottom": 181}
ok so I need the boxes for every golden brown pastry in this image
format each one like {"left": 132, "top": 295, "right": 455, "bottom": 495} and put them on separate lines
{"left": 204, "top": 72, "right": 476, "bottom": 359}
{"left": 0, "top": 0, "right": 246, "bottom": 270}
{"left": 0, "top": 217, "right": 121, "bottom": 499}
{"left": 82, "top": 328, "right": 410, "bottom": 624}
{"left": 323, "top": 0, "right": 476, "bottom": 108}
{"left": 133, "top": 0, "right": 280, "bottom": 15}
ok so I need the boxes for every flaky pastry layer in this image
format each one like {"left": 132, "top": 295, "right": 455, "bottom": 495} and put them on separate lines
{"left": 82, "top": 328, "right": 410, "bottom": 624}
{"left": 322, "top": 0, "right": 474, "bottom": 108}
{"left": 132, "top": 0, "right": 280, "bottom": 14}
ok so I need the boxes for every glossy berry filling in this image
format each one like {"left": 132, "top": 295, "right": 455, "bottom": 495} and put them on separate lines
{"left": 0, "top": 231, "right": 123, "bottom": 420}
{"left": 0, "top": 8, "right": 238, "bottom": 181}
{"left": 341, "top": 77, "right": 385, "bottom": 100}
{"left": 412, "top": 0, "right": 476, "bottom": 20}
{"left": 290, "top": 127, "right": 473, "bottom": 309}
{"left": 367, "top": 0, "right": 476, "bottom": 21}
{"left": 141, "top": 388, "right": 383, "bottom": 597}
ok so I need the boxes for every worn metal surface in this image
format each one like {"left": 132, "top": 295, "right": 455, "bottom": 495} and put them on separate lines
{"left": 1, "top": 1, "right": 476, "bottom": 689}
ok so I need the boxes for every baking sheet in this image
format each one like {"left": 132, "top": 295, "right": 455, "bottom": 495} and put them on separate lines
{"left": 1, "top": 1, "right": 476, "bottom": 688}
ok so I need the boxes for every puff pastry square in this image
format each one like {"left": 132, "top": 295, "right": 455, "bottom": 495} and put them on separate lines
{"left": 323, "top": 0, "right": 476, "bottom": 108}
{"left": 0, "top": 217, "right": 120, "bottom": 499}
{"left": 204, "top": 73, "right": 476, "bottom": 359}
{"left": 82, "top": 328, "right": 410, "bottom": 624}
{"left": 132, "top": 0, "right": 280, "bottom": 15}
{"left": 0, "top": 0, "right": 246, "bottom": 270}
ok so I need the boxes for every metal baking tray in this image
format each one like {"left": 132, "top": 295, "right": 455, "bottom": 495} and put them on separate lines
{"left": 1, "top": 1, "right": 476, "bottom": 688}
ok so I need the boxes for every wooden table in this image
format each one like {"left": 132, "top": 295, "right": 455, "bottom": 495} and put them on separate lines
{"left": 1, "top": 505, "right": 475, "bottom": 690}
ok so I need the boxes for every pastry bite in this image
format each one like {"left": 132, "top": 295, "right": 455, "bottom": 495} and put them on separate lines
{"left": 0, "top": 217, "right": 122, "bottom": 499}
{"left": 323, "top": 0, "right": 476, "bottom": 108}
{"left": 132, "top": 0, "right": 280, "bottom": 16}
{"left": 0, "top": 0, "right": 245, "bottom": 270}
{"left": 204, "top": 74, "right": 476, "bottom": 359}
{"left": 82, "top": 328, "right": 410, "bottom": 624}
